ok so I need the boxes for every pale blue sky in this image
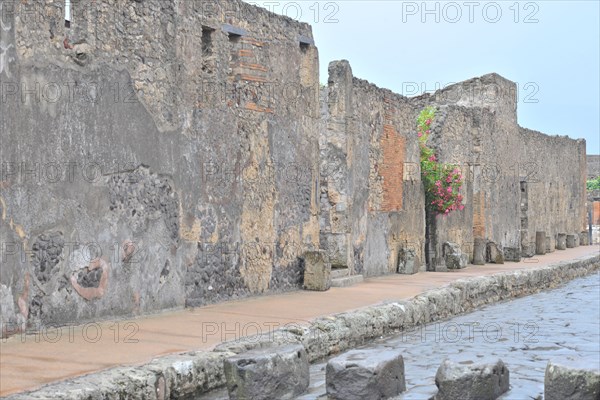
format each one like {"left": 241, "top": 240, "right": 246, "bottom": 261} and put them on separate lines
{"left": 249, "top": 1, "right": 600, "bottom": 154}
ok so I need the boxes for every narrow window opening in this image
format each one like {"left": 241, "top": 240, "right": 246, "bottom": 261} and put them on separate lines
{"left": 201, "top": 26, "right": 215, "bottom": 74}
{"left": 201, "top": 26, "right": 214, "bottom": 54}
{"left": 64, "top": 0, "right": 71, "bottom": 28}
{"left": 299, "top": 42, "right": 310, "bottom": 53}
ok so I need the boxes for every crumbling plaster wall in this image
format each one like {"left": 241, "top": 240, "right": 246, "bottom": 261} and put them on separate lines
{"left": 0, "top": 0, "right": 320, "bottom": 335}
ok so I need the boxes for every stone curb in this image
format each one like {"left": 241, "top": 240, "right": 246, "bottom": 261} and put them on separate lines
{"left": 6, "top": 254, "right": 599, "bottom": 399}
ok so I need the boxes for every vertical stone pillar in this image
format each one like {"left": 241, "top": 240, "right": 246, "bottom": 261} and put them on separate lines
{"left": 535, "top": 231, "right": 546, "bottom": 255}
{"left": 566, "top": 234, "right": 578, "bottom": 248}
{"left": 302, "top": 251, "right": 331, "bottom": 291}
{"left": 545, "top": 235, "right": 554, "bottom": 253}
{"left": 320, "top": 61, "right": 354, "bottom": 270}
{"left": 556, "top": 233, "right": 567, "bottom": 250}
{"left": 472, "top": 238, "right": 486, "bottom": 265}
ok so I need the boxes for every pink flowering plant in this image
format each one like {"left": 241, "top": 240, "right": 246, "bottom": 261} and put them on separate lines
{"left": 417, "top": 106, "right": 464, "bottom": 215}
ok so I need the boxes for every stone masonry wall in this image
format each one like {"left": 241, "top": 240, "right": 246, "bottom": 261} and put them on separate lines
{"left": 518, "top": 128, "right": 587, "bottom": 250}
{"left": 320, "top": 61, "right": 425, "bottom": 276}
{"left": 0, "top": 0, "right": 589, "bottom": 335}
{"left": 319, "top": 65, "right": 588, "bottom": 272}
{"left": 0, "top": 0, "right": 319, "bottom": 335}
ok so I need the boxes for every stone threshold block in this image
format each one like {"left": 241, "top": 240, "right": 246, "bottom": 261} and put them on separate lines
{"left": 545, "top": 358, "right": 600, "bottom": 400}
{"left": 326, "top": 347, "right": 406, "bottom": 400}
{"left": 302, "top": 250, "right": 331, "bottom": 291}
{"left": 432, "top": 358, "right": 509, "bottom": 400}
{"left": 224, "top": 344, "right": 309, "bottom": 400}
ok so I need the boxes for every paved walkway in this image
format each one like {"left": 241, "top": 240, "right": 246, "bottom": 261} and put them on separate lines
{"left": 1, "top": 246, "right": 598, "bottom": 396}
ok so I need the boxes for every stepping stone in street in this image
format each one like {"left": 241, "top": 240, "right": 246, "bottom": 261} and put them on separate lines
{"left": 223, "top": 344, "right": 309, "bottom": 400}
{"left": 326, "top": 347, "right": 406, "bottom": 400}
{"left": 432, "top": 358, "right": 509, "bottom": 400}
{"left": 545, "top": 357, "right": 600, "bottom": 400}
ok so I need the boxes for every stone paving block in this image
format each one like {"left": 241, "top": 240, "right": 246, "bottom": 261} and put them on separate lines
{"left": 432, "top": 358, "right": 509, "bottom": 400}
{"left": 326, "top": 347, "right": 406, "bottom": 400}
{"left": 545, "top": 358, "right": 600, "bottom": 400}
{"left": 224, "top": 344, "right": 309, "bottom": 400}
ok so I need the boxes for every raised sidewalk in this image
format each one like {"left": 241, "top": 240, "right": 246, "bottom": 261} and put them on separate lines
{"left": 1, "top": 245, "right": 599, "bottom": 398}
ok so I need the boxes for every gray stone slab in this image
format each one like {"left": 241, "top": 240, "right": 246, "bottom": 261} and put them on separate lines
{"left": 224, "top": 344, "right": 309, "bottom": 400}
{"left": 545, "top": 357, "right": 600, "bottom": 400}
{"left": 331, "top": 275, "right": 364, "bottom": 287}
{"left": 432, "top": 358, "right": 509, "bottom": 400}
{"left": 326, "top": 347, "right": 406, "bottom": 400}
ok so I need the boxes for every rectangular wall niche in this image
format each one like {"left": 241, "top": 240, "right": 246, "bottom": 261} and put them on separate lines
{"left": 202, "top": 26, "right": 214, "bottom": 54}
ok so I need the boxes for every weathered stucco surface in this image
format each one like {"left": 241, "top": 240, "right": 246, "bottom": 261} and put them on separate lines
{"left": 0, "top": 0, "right": 589, "bottom": 337}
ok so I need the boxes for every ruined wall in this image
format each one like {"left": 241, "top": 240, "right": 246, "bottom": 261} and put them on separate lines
{"left": 421, "top": 75, "right": 523, "bottom": 265}
{"left": 320, "top": 64, "right": 588, "bottom": 272}
{"left": 320, "top": 61, "right": 425, "bottom": 276}
{"left": 1, "top": 0, "right": 589, "bottom": 336}
{"left": 0, "top": 0, "right": 320, "bottom": 335}
{"left": 424, "top": 76, "right": 587, "bottom": 264}
{"left": 519, "top": 129, "right": 587, "bottom": 249}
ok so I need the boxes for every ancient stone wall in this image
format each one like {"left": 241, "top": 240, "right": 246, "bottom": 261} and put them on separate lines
{"left": 0, "top": 0, "right": 319, "bottom": 335}
{"left": 320, "top": 61, "right": 425, "bottom": 277}
{"left": 0, "top": 0, "right": 589, "bottom": 335}
{"left": 319, "top": 65, "right": 588, "bottom": 272}
{"left": 518, "top": 129, "right": 587, "bottom": 251}
{"left": 420, "top": 76, "right": 523, "bottom": 265}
